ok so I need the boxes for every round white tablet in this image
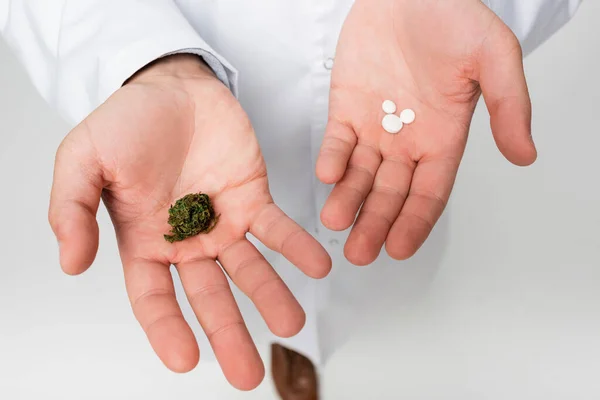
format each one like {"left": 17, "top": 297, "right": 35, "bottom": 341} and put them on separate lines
{"left": 382, "top": 114, "right": 404, "bottom": 134}
{"left": 400, "top": 109, "right": 416, "bottom": 124}
{"left": 382, "top": 100, "right": 397, "bottom": 114}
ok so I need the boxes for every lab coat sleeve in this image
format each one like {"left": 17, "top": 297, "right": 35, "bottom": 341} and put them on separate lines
{"left": 484, "top": 0, "right": 583, "bottom": 56}
{"left": 0, "top": 0, "right": 238, "bottom": 125}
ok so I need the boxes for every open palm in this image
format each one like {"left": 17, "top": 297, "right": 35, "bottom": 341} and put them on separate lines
{"left": 317, "top": 0, "right": 537, "bottom": 265}
{"left": 49, "top": 57, "right": 331, "bottom": 390}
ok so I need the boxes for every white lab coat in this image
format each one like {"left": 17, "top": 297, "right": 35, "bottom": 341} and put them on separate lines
{"left": 0, "top": 0, "right": 582, "bottom": 366}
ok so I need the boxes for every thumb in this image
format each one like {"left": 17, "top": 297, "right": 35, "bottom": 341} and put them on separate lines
{"left": 49, "top": 127, "right": 102, "bottom": 275}
{"left": 478, "top": 20, "right": 537, "bottom": 167}
{"left": 316, "top": 119, "right": 357, "bottom": 184}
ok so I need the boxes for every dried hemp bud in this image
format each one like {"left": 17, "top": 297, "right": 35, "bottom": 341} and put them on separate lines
{"left": 164, "top": 193, "right": 219, "bottom": 243}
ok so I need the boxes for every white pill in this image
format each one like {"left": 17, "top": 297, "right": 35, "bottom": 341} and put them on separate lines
{"left": 400, "top": 109, "right": 416, "bottom": 124}
{"left": 382, "top": 114, "right": 404, "bottom": 134}
{"left": 382, "top": 100, "right": 397, "bottom": 114}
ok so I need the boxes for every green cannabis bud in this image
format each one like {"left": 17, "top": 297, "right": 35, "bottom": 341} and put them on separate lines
{"left": 164, "top": 193, "right": 219, "bottom": 243}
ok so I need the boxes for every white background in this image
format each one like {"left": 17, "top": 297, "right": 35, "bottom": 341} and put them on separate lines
{"left": 1, "top": 2, "right": 599, "bottom": 399}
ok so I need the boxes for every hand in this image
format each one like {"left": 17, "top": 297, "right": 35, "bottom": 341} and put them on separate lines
{"left": 48, "top": 55, "right": 331, "bottom": 390}
{"left": 317, "top": 0, "right": 536, "bottom": 265}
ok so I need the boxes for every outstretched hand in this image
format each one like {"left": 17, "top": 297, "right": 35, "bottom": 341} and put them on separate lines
{"left": 49, "top": 55, "right": 331, "bottom": 390}
{"left": 317, "top": 0, "right": 536, "bottom": 265}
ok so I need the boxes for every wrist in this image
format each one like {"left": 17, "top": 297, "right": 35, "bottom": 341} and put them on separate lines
{"left": 126, "top": 53, "right": 217, "bottom": 85}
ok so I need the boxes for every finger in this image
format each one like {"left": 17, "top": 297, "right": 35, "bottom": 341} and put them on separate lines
{"left": 219, "top": 239, "right": 306, "bottom": 338}
{"left": 479, "top": 19, "right": 537, "bottom": 167}
{"left": 344, "top": 156, "right": 415, "bottom": 266}
{"left": 124, "top": 258, "right": 199, "bottom": 373}
{"left": 48, "top": 131, "right": 102, "bottom": 275}
{"left": 386, "top": 156, "right": 459, "bottom": 260}
{"left": 251, "top": 204, "right": 332, "bottom": 279}
{"left": 316, "top": 119, "right": 357, "bottom": 184}
{"left": 177, "top": 259, "right": 263, "bottom": 391}
{"left": 320, "top": 143, "right": 381, "bottom": 231}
